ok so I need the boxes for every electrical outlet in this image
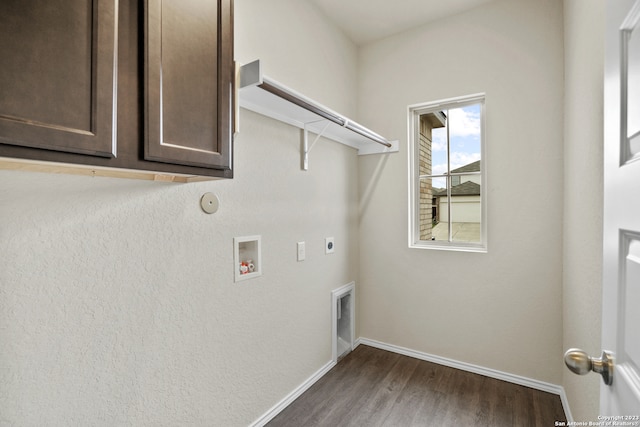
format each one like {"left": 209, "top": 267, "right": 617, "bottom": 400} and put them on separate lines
{"left": 325, "top": 237, "right": 335, "bottom": 254}
{"left": 297, "top": 242, "right": 305, "bottom": 261}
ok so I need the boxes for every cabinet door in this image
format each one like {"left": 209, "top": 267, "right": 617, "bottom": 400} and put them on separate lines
{"left": 145, "top": 0, "right": 233, "bottom": 170}
{"left": 0, "top": 0, "right": 118, "bottom": 157}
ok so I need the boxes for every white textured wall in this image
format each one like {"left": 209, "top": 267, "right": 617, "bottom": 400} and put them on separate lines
{"left": 357, "top": 0, "right": 565, "bottom": 384}
{"left": 563, "top": 0, "right": 604, "bottom": 420}
{"left": 0, "top": 0, "right": 359, "bottom": 425}
{"left": 235, "top": 0, "right": 358, "bottom": 118}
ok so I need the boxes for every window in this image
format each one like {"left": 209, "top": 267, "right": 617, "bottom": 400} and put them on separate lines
{"left": 408, "top": 94, "right": 486, "bottom": 252}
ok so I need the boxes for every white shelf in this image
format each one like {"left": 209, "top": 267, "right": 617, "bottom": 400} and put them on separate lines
{"left": 238, "top": 60, "right": 399, "bottom": 159}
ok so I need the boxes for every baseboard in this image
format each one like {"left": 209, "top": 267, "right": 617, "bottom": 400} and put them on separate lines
{"left": 248, "top": 360, "right": 336, "bottom": 427}
{"left": 358, "top": 337, "right": 566, "bottom": 397}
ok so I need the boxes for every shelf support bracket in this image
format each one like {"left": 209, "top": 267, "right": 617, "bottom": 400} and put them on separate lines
{"left": 303, "top": 121, "right": 331, "bottom": 171}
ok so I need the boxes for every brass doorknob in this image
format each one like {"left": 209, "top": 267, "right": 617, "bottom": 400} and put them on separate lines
{"left": 564, "top": 348, "right": 614, "bottom": 386}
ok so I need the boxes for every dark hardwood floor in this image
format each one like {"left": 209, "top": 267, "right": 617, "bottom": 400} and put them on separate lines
{"left": 267, "top": 345, "right": 566, "bottom": 426}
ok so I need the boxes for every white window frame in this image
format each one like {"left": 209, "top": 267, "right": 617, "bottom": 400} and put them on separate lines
{"left": 407, "top": 93, "right": 487, "bottom": 252}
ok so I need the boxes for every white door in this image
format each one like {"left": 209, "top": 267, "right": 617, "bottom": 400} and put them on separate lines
{"left": 602, "top": 0, "right": 640, "bottom": 415}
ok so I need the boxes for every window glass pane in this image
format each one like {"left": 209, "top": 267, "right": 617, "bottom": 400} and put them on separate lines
{"left": 431, "top": 176, "right": 446, "bottom": 192}
{"left": 419, "top": 112, "right": 447, "bottom": 179}
{"left": 419, "top": 177, "right": 442, "bottom": 241}
{"left": 430, "top": 176, "right": 448, "bottom": 242}
{"left": 448, "top": 104, "right": 481, "bottom": 172}
{"left": 432, "top": 188, "right": 449, "bottom": 242}
{"left": 431, "top": 122, "right": 447, "bottom": 176}
{"left": 450, "top": 174, "right": 481, "bottom": 243}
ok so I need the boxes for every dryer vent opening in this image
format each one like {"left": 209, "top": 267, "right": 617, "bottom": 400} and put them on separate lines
{"left": 332, "top": 282, "right": 355, "bottom": 362}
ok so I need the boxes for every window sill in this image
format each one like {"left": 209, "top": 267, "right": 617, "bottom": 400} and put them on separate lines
{"left": 409, "top": 241, "right": 487, "bottom": 253}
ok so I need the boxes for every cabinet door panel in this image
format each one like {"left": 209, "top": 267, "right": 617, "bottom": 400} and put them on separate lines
{"left": 0, "top": 0, "right": 117, "bottom": 157}
{"left": 145, "top": 0, "right": 233, "bottom": 170}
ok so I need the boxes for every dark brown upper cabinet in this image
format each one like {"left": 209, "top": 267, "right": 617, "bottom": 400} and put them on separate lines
{"left": 0, "top": 0, "right": 117, "bottom": 157}
{"left": 0, "top": 0, "right": 234, "bottom": 181}
{"left": 145, "top": 0, "right": 233, "bottom": 170}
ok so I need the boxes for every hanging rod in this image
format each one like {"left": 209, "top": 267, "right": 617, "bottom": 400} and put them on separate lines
{"left": 238, "top": 60, "right": 397, "bottom": 152}
{"left": 257, "top": 80, "right": 392, "bottom": 148}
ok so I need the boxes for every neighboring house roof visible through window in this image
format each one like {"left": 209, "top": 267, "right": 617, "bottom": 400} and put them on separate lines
{"left": 433, "top": 180, "right": 480, "bottom": 197}
{"left": 451, "top": 160, "right": 480, "bottom": 173}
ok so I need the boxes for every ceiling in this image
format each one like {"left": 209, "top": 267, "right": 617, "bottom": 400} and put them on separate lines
{"left": 310, "top": 0, "right": 495, "bottom": 45}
